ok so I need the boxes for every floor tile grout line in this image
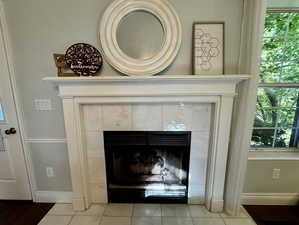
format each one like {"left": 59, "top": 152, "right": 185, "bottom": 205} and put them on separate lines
{"left": 98, "top": 213, "right": 104, "bottom": 225}
{"left": 67, "top": 215, "right": 74, "bottom": 225}
{"left": 132, "top": 204, "right": 135, "bottom": 217}
{"left": 222, "top": 216, "right": 229, "bottom": 225}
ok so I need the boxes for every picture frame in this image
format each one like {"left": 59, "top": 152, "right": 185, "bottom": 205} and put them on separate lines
{"left": 192, "top": 22, "right": 225, "bottom": 75}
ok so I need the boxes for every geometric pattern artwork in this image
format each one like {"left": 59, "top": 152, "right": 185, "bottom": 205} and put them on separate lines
{"left": 193, "top": 23, "right": 224, "bottom": 75}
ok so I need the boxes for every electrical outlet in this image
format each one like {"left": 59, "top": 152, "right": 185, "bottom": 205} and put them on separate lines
{"left": 46, "top": 167, "right": 55, "bottom": 177}
{"left": 272, "top": 168, "right": 280, "bottom": 179}
{"left": 34, "top": 99, "right": 52, "bottom": 111}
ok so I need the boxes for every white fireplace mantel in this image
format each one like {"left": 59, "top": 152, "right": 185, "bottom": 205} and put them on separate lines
{"left": 44, "top": 75, "right": 249, "bottom": 97}
{"left": 44, "top": 75, "right": 249, "bottom": 213}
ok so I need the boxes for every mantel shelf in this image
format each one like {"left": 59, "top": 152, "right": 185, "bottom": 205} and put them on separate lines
{"left": 44, "top": 74, "right": 250, "bottom": 98}
{"left": 43, "top": 74, "right": 250, "bottom": 85}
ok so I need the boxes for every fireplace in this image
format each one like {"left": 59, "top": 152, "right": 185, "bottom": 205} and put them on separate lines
{"left": 45, "top": 75, "right": 248, "bottom": 212}
{"left": 104, "top": 131, "right": 191, "bottom": 203}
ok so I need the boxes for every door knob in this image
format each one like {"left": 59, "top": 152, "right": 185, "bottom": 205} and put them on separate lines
{"left": 5, "top": 128, "right": 16, "bottom": 135}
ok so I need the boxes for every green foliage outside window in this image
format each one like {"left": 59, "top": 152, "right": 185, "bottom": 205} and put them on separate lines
{"left": 251, "top": 12, "right": 299, "bottom": 148}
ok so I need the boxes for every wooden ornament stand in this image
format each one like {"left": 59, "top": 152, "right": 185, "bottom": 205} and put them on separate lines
{"left": 53, "top": 54, "right": 79, "bottom": 77}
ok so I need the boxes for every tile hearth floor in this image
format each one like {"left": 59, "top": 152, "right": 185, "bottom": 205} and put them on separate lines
{"left": 38, "top": 203, "right": 257, "bottom": 225}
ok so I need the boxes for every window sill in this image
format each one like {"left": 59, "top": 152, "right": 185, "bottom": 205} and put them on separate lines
{"left": 248, "top": 149, "right": 299, "bottom": 161}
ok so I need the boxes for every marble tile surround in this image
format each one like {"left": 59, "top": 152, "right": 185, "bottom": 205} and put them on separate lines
{"left": 82, "top": 103, "right": 212, "bottom": 204}
{"left": 39, "top": 203, "right": 256, "bottom": 225}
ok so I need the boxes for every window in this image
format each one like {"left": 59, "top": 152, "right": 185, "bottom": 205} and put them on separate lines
{"left": 0, "top": 103, "right": 4, "bottom": 121}
{"left": 251, "top": 10, "right": 299, "bottom": 149}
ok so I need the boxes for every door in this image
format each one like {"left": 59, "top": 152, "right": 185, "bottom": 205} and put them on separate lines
{"left": 0, "top": 6, "right": 31, "bottom": 199}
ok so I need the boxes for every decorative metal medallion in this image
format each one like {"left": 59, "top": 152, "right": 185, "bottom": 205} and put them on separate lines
{"left": 65, "top": 43, "right": 102, "bottom": 76}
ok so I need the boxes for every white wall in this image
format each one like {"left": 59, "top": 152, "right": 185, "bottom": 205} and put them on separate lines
{"left": 3, "top": 0, "right": 244, "bottom": 192}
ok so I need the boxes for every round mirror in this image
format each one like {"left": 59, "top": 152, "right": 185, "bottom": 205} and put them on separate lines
{"left": 100, "top": 0, "right": 182, "bottom": 76}
{"left": 117, "top": 11, "right": 164, "bottom": 60}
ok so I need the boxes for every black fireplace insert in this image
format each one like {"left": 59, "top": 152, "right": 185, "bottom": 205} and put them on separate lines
{"left": 104, "top": 131, "right": 191, "bottom": 203}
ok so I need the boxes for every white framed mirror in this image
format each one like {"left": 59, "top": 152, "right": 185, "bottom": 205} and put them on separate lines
{"left": 99, "top": 0, "right": 182, "bottom": 76}
{"left": 117, "top": 11, "right": 164, "bottom": 60}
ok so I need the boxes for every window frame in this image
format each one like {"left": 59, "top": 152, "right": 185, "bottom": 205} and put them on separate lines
{"left": 251, "top": 8, "right": 299, "bottom": 151}
{"left": 0, "top": 100, "right": 6, "bottom": 123}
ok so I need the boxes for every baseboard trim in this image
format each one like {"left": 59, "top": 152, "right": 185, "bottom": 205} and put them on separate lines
{"left": 35, "top": 191, "right": 72, "bottom": 203}
{"left": 0, "top": 193, "right": 32, "bottom": 200}
{"left": 242, "top": 192, "right": 299, "bottom": 205}
{"left": 24, "top": 139, "right": 66, "bottom": 143}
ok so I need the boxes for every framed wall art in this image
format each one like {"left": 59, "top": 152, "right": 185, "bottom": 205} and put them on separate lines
{"left": 192, "top": 22, "right": 224, "bottom": 75}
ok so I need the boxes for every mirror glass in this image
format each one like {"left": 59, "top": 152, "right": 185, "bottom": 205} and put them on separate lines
{"left": 117, "top": 11, "right": 164, "bottom": 60}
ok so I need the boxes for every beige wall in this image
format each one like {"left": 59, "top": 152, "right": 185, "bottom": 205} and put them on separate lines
{"left": 3, "top": 0, "right": 243, "bottom": 191}
{"left": 244, "top": 160, "right": 299, "bottom": 193}
{"left": 268, "top": 0, "right": 299, "bottom": 8}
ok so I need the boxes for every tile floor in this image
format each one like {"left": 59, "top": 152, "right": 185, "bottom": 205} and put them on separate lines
{"left": 38, "top": 204, "right": 257, "bottom": 225}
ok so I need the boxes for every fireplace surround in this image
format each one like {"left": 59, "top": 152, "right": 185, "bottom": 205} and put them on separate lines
{"left": 44, "top": 75, "right": 249, "bottom": 213}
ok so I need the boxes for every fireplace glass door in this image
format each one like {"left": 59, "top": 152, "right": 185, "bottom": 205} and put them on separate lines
{"left": 104, "top": 131, "right": 191, "bottom": 203}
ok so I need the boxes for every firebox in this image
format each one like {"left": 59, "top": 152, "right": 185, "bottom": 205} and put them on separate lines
{"left": 104, "top": 131, "right": 191, "bottom": 203}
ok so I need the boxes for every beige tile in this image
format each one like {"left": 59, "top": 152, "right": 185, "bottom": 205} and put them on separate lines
{"left": 83, "top": 105, "right": 102, "bottom": 131}
{"left": 132, "top": 104, "right": 162, "bottom": 130}
{"left": 190, "top": 131, "right": 209, "bottom": 159}
{"left": 189, "top": 205, "right": 220, "bottom": 218}
{"left": 90, "top": 183, "right": 108, "bottom": 203}
{"left": 189, "top": 158, "right": 207, "bottom": 185}
{"left": 162, "top": 217, "right": 193, "bottom": 225}
{"left": 193, "top": 218, "right": 225, "bottom": 225}
{"left": 76, "top": 204, "right": 106, "bottom": 216}
{"left": 162, "top": 103, "right": 193, "bottom": 131}
{"left": 192, "top": 104, "right": 211, "bottom": 131}
{"left": 221, "top": 206, "right": 250, "bottom": 218}
{"left": 88, "top": 156, "right": 106, "bottom": 183}
{"left": 104, "top": 204, "right": 133, "bottom": 217}
{"left": 86, "top": 131, "right": 104, "bottom": 156}
{"left": 70, "top": 215, "right": 100, "bottom": 225}
{"left": 187, "top": 185, "right": 205, "bottom": 204}
{"left": 132, "top": 217, "right": 162, "bottom": 225}
{"left": 133, "top": 204, "right": 161, "bottom": 217}
{"left": 100, "top": 216, "right": 131, "bottom": 225}
{"left": 47, "top": 204, "right": 75, "bottom": 215}
{"left": 102, "top": 105, "right": 132, "bottom": 130}
{"left": 161, "top": 205, "right": 190, "bottom": 217}
{"left": 38, "top": 215, "right": 72, "bottom": 225}
{"left": 223, "top": 218, "right": 257, "bottom": 225}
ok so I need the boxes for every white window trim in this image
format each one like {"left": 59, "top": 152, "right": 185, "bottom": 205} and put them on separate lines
{"left": 252, "top": 9, "right": 299, "bottom": 150}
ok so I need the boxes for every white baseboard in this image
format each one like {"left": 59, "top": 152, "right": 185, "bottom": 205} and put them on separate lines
{"left": 24, "top": 138, "right": 66, "bottom": 143}
{"left": 0, "top": 193, "right": 32, "bottom": 200}
{"left": 35, "top": 191, "right": 72, "bottom": 203}
{"left": 242, "top": 192, "right": 299, "bottom": 205}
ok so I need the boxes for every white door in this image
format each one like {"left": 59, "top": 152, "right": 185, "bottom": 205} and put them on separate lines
{"left": 0, "top": 5, "right": 31, "bottom": 199}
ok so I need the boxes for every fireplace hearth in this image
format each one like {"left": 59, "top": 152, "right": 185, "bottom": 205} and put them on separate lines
{"left": 104, "top": 131, "right": 191, "bottom": 203}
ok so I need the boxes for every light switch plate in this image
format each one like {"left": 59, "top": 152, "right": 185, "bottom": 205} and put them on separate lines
{"left": 46, "top": 167, "right": 55, "bottom": 177}
{"left": 34, "top": 99, "right": 52, "bottom": 111}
